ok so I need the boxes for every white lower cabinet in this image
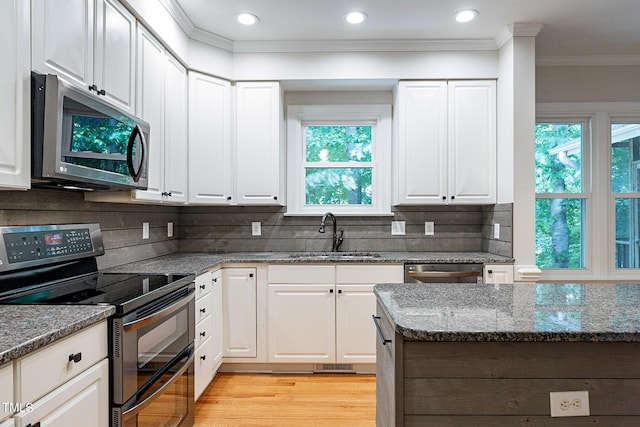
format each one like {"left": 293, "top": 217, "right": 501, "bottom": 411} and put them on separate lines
{"left": 194, "top": 269, "right": 224, "bottom": 401}
{"left": 266, "top": 264, "right": 403, "bottom": 364}
{"left": 484, "top": 264, "right": 514, "bottom": 284}
{"left": 0, "top": 363, "right": 13, "bottom": 422}
{"left": 13, "top": 360, "right": 108, "bottom": 427}
{"left": 12, "top": 321, "right": 108, "bottom": 427}
{"left": 222, "top": 268, "right": 257, "bottom": 359}
{"left": 0, "top": 418, "right": 14, "bottom": 427}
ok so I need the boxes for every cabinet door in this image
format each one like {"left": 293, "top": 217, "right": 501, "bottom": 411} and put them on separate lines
{"left": 0, "top": 0, "right": 30, "bottom": 190}
{"left": 14, "top": 359, "right": 108, "bottom": 427}
{"left": 222, "top": 268, "right": 257, "bottom": 358}
{"left": 335, "top": 284, "right": 377, "bottom": 363}
{"left": 31, "top": 0, "right": 93, "bottom": 90}
{"left": 267, "top": 284, "right": 335, "bottom": 363}
{"left": 163, "top": 55, "right": 189, "bottom": 203}
{"left": 188, "top": 72, "right": 232, "bottom": 204}
{"left": 133, "top": 26, "right": 165, "bottom": 202}
{"left": 0, "top": 363, "right": 12, "bottom": 422}
{"left": 211, "top": 270, "right": 224, "bottom": 369}
{"left": 94, "top": 0, "right": 136, "bottom": 113}
{"left": 484, "top": 264, "right": 514, "bottom": 284}
{"left": 235, "top": 82, "right": 283, "bottom": 205}
{"left": 448, "top": 80, "right": 496, "bottom": 204}
{"left": 395, "top": 81, "right": 448, "bottom": 204}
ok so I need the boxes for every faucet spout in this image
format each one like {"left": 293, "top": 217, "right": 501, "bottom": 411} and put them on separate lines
{"left": 319, "top": 212, "right": 342, "bottom": 252}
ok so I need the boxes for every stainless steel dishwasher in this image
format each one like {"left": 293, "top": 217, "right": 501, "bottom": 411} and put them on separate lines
{"left": 404, "top": 263, "right": 483, "bottom": 283}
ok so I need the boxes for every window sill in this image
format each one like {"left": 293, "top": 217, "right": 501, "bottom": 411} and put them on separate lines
{"left": 283, "top": 211, "right": 395, "bottom": 217}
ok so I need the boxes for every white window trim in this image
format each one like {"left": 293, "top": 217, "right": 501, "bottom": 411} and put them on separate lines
{"left": 536, "top": 102, "right": 640, "bottom": 282}
{"left": 286, "top": 104, "right": 392, "bottom": 216}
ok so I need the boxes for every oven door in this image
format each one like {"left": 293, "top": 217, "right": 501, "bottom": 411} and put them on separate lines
{"left": 111, "top": 284, "right": 195, "bottom": 427}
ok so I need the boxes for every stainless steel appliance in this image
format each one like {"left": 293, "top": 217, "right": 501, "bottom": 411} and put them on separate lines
{"left": 404, "top": 263, "right": 483, "bottom": 283}
{"left": 31, "top": 73, "right": 150, "bottom": 191}
{"left": 0, "top": 224, "right": 194, "bottom": 427}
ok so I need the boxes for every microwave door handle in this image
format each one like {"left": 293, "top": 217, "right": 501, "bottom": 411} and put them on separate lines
{"left": 126, "top": 124, "right": 146, "bottom": 182}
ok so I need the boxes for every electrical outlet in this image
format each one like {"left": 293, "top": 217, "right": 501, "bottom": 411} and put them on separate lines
{"left": 252, "top": 222, "right": 261, "bottom": 236}
{"left": 550, "top": 391, "right": 590, "bottom": 417}
{"left": 142, "top": 222, "right": 149, "bottom": 240}
{"left": 391, "top": 221, "right": 405, "bottom": 236}
{"left": 167, "top": 222, "right": 174, "bottom": 238}
{"left": 425, "top": 221, "right": 434, "bottom": 236}
{"left": 493, "top": 223, "right": 500, "bottom": 239}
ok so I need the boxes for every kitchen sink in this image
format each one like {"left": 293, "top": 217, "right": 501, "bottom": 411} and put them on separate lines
{"left": 289, "top": 251, "right": 381, "bottom": 259}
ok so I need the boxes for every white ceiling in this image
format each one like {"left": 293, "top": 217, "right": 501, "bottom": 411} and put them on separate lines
{"left": 170, "top": 0, "right": 640, "bottom": 62}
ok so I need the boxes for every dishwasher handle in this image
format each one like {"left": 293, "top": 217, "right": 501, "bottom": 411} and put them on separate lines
{"left": 408, "top": 270, "right": 481, "bottom": 278}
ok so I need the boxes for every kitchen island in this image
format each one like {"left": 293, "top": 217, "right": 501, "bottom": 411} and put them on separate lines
{"left": 374, "top": 282, "right": 640, "bottom": 426}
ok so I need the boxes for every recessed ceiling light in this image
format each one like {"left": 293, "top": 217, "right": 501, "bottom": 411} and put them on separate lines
{"left": 455, "top": 9, "right": 478, "bottom": 23}
{"left": 345, "top": 11, "right": 367, "bottom": 24}
{"left": 236, "top": 13, "right": 259, "bottom": 26}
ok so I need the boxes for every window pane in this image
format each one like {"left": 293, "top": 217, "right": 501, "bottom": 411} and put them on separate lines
{"left": 305, "top": 126, "right": 372, "bottom": 162}
{"left": 611, "top": 123, "right": 640, "bottom": 193}
{"left": 305, "top": 168, "right": 372, "bottom": 205}
{"left": 535, "top": 198, "right": 585, "bottom": 268}
{"left": 614, "top": 198, "right": 640, "bottom": 268}
{"left": 535, "top": 123, "right": 582, "bottom": 193}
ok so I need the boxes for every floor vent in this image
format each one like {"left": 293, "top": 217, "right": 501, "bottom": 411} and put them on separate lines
{"left": 315, "top": 363, "right": 355, "bottom": 373}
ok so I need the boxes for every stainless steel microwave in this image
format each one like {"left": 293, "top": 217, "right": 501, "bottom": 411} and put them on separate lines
{"left": 31, "top": 73, "right": 149, "bottom": 191}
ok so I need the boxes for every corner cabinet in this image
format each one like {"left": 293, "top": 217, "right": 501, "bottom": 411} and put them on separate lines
{"left": 188, "top": 72, "right": 232, "bottom": 204}
{"left": 0, "top": 0, "right": 30, "bottom": 190}
{"left": 234, "top": 82, "right": 285, "bottom": 205}
{"left": 394, "top": 80, "right": 496, "bottom": 205}
{"left": 31, "top": 0, "right": 136, "bottom": 113}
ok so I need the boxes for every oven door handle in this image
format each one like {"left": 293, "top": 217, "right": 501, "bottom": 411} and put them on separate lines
{"left": 408, "top": 271, "right": 481, "bottom": 278}
{"left": 122, "top": 350, "right": 194, "bottom": 419}
{"left": 123, "top": 288, "right": 195, "bottom": 332}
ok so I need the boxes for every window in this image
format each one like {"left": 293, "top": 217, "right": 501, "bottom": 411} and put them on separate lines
{"left": 535, "top": 120, "right": 589, "bottom": 270}
{"left": 536, "top": 104, "right": 640, "bottom": 281}
{"left": 286, "top": 105, "right": 392, "bottom": 215}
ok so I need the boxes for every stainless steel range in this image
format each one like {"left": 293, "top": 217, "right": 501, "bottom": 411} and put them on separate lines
{"left": 0, "top": 223, "right": 195, "bottom": 427}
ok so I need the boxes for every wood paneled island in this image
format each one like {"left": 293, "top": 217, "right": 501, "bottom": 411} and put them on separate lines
{"left": 374, "top": 282, "right": 640, "bottom": 426}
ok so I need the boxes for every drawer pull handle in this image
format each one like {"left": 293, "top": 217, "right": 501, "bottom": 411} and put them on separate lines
{"left": 372, "top": 315, "right": 392, "bottom": 346}
{"left": 200, "top": 331, "right": 206, "bottom": 337}
{"left": 200, "top": 355, "right": 206, "bottom": 361}
{"left": 200, "top": 284, "right": 206, "bottom": 290}
{"left": 68, "top": 352, "right": 82, "bottom": 363}
{"left": 200, "top": 308, "right": 206, "bottom": 314}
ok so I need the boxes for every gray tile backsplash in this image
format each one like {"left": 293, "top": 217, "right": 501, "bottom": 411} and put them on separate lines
{"left": 0, "top": 188, "right": 512, "bottom": 268}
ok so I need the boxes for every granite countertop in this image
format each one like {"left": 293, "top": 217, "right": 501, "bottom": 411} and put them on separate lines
{"left": 0, "top": 304, "right": 115, "bottom": 365}
{"left": 375, "top": 282, "right": 640, "bottom": 342}
{"left": 107, "top": 251, "right": 514, "bottom": 275}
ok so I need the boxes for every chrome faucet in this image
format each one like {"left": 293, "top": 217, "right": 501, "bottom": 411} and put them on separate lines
{"left": 319, "top": 212, "right": 344, "bottom": 252}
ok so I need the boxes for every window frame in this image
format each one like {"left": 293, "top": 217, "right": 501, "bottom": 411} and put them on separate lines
{"left": 286, "top": 104, "right": 392, "bottom": 216}
{"left": 536, "top": 102, "right": 640, "bottom": 282}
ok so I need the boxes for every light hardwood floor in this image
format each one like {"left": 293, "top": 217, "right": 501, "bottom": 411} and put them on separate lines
{"left": 195, "top": 373, "right": 376, "bottom": 427}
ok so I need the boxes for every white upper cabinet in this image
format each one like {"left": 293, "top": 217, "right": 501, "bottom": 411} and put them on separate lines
{"left": 188, "top": 72, "right": 232, "bottom": 204}
{"left": 234, "top": 82, "right": 284, "bottom": 205}
{"left": 32, "top": 0, "right": 136, "bottom": 113}
{"left": 394, "top": 80, "right": 496, "bottom": 205}
{"left": 162, "top": 55, "right": 189, "bottom": 203}
{"left": 0, "top": 0, "right": 30, "bottom": 190}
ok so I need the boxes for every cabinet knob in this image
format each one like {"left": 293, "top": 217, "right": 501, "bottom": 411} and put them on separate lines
{"left": 200, "top": 284, "right": 206, "bottom": 290}
{"left": 451, "top": 195, "right": 455, "bottom": 200}
{"left": 249, "top": 273, "right": 254, "bottom": 278}
{"left": 338, "top": 289, "right": 342, "bottom": 294}
{"left": 200, "top": 308, "right": 206, "bottom": 313}
{"left": 329, "top": 289, "right": 334, "bottom": 293}
{"left": 442, "top": 196, "right": 446, "bottom": 201}
{"left": 227, "top": 196, "right": 232, "bottom": 201}
{"left": 488, "top": 270, "right": 493, "bottom": 274}
{"left": 68, "top": 352, "right": 82, "bottom": 363}
{"left": 200, "top": 355, "right": 206, "bottom": 361}
{"left": 162, "top": 191, "right": 173, "bottom": 197}
{"left": 200, "top": 331, "right": 206, "bottom": 337}
{"left": 273, "top": 196, "right": 278, "bottom": 200}
{"left": 97, "top": 88, "right": 106, "bottom": 96}
{"left": 88, "top": 84, "right": 98, "bottom": 92}
{"left": 213, "top": 277, "right": 217, "bottom": 282}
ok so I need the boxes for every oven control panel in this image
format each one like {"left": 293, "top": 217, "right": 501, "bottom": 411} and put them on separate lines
{"left": 0, "top": 223, "right": 105, "bottom": 272}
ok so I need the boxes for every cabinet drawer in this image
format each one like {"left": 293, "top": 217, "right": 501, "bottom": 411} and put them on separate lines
{"left": 268, "top": 265, "right": 334, "bottom": 284}
{"left": 17, "top": 321, "right": 107, "bottom": 403}
{"left": 195, "top": 314, "right": 213, "bottom": 348}
{"left": 194, "top": 337, "right": 215, "bottom": 401}
{"left": 0, "top": 363, "right": 12, "bottom": 421}
{"left": 195, "top": 271, "right": 212, "bottom": 299}
{"left": 196, "top": 292, "right": 213, "bottom": 324}
{"left": 336, "top": 264, "right": 403, "bottom": 284}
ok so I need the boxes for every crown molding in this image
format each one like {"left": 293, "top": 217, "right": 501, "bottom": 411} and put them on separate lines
{"left": 537, "top": 55, "right": 640, "bottom": 66}
{"left": 495, "top": 23, "right": 544, "bottom": 49}
{"left": 190, "top": 27, "right": 234, "bottom": 51}
{"left": 158, "top": 0, "right": 194, "bottom": 34}
{"left": 231, "top": 39, "right": 498, "bottom": 54}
